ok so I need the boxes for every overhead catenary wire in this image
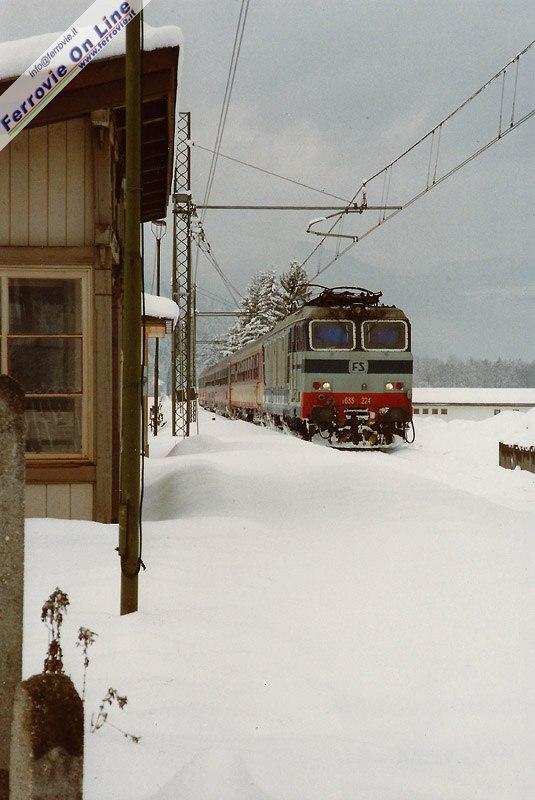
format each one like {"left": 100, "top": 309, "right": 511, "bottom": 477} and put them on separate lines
{"left": 299, "top": 36, "right": 535, "bottom": 279}
{"left": 314, "top": 102, "right": 535, "bottom": 278}
{"left": 354, "top": 37, "right": 535, "bottom": 191}
{"left": 510, "top": 56, "right": 520, "bottom": 127}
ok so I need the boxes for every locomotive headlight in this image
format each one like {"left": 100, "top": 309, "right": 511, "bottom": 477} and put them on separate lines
{"left": 385, "top": 382, "right": 394, "bottom": 390}
{"left": 322, "top": 382, "right": 331, "bottom": 391}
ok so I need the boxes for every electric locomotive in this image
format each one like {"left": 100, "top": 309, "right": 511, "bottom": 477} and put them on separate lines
{"left": 199, "top": 286, "right": 414, "bottom": 448}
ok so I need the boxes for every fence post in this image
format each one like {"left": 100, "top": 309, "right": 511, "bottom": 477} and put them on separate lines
{"left": 499, "top": 441, "right": 535, "bottom": 474}
{"left": 0, "top": 377, "right": 25, "bottom": 800}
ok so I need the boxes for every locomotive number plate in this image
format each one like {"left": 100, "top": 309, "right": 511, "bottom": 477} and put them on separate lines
{"left": 342, "top": 396, "right": 356, "bottom": 405}
{"left": 351, "top": 361, "right": 368, "bottom": 373}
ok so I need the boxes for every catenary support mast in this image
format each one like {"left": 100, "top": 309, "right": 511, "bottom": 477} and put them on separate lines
{"left": 172, "top": 112, "right": 196, "bottom": 437}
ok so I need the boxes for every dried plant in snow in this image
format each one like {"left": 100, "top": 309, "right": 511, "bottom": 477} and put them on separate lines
{"left": 41, "top": 587, "right": 70, "bottom": 674}
{"left": 76, "top": 626, "right": 98, "bottom": 701}
{"left": 40, "top": 592, "right": 138, "bottom": 743}
{"left": 90, "top": 688, "right": 140, "bottom": 743}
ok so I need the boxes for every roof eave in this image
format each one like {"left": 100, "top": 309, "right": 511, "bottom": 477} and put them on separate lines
{"left": 0, "top": 45, "right": 180, "bottom": 221}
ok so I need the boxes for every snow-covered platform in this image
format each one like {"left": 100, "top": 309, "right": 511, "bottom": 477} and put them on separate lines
{"left": 24, "top": 408, "right": 535, "bottom": 800}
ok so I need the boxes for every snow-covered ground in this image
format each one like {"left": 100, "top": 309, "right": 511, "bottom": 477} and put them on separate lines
{"left": 24, "top": 407, "right": 535, "bottom": 800}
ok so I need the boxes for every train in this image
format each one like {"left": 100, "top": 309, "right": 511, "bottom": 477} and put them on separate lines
{"left": 198, "top": 286, "right": 414, "bottom": 448}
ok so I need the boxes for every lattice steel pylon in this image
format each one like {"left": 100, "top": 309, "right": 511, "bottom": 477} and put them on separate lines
{"left": 171, "top": 112, "right": 196, "bottom": 437}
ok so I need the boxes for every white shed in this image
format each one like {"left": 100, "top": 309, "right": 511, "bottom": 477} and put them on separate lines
{"left": 412, "top": 388, "right": 535, "bottom": 421}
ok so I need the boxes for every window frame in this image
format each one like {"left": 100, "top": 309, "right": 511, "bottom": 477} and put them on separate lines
{"left": 308, "top": 319, "right": 356, "bottom": 352}
{"left": 361, "top": 319, "right": 408, "bottom": 352}
{"left": 0, "top": 266, "right": 93, "bottom": 461}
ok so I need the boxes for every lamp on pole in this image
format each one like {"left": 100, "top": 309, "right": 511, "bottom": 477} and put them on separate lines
{"left": 150, "top": 218, "right": 167, "bottom": 436}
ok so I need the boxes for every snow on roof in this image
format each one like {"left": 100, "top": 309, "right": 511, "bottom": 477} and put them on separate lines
{"left": 413, "top": 387, "right": 535, "bottom": 406}
{"left": 0, "top": 24, "right": 182, "bottom": 82}
{"left": 143, "top": 293, "right": 180, "bottom": 326}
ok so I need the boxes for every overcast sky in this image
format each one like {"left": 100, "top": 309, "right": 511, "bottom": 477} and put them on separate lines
{"left": 1, "top": 0, "right": 534, "bottom": 358}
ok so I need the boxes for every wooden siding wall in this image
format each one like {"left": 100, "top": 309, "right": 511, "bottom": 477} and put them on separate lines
{"left": 0, "top": 119, "right": 94, "bottom": 246}
{"left": 25, "top": 484, "right": 94, "bottom": 520}
{"left": 0, "top": 113, "right": 120, "bottom": 523}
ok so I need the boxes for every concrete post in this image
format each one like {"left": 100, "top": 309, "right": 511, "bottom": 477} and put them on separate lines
{"left": 10, "top": 674, "right": 83, "bottom": 800}
{"left": 0, "top": 377, "right": 25, "bottom": 800}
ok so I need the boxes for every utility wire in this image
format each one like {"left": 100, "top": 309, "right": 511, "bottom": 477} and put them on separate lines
{"left": 192, "top": 216, "right": 243, "bottom": 303}
{"left": 194, "top": 0, "right": 250, "bottom": 287}
{"left": 191, "top": 142, "right": 350, "bottom": 203}
{"left": 195, "top": 233, "right": 243, "bottom": 305}
{"left": 202, "top": 0, "right": 250, "bottom": 209}
{"left": 197, "top": 284, "right": 238, "bottom": 308}
{"left": 204, "top": 250, "right": 243, "bottom": 305}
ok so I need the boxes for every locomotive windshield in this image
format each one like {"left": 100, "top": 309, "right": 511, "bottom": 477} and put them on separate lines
{"left": 362, "top": 320, "right": 408, "bottom": 350}
{"left": 309, "top": 320, "right": 355, "bottom": 350}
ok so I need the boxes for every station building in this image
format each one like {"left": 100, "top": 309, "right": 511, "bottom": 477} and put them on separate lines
{"left": 0, "top": 26, "right": 180, "bottom": 522}
{"left": 412, "top": 388, "right": 535, "bottom": 421}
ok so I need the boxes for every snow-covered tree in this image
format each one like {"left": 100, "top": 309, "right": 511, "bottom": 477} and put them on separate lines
{"left": 279, "top": 261, "right": 311, "bottom": 317}
{"left": 223, "top": 270, "right": 284, "bottom": 354}
{"left": 221, "top": 263, "right": 313, "bottom": 355}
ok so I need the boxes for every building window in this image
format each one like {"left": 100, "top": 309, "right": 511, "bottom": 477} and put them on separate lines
{"left": 422, "top": 408, "right": 429, "bottom": 415}
{"left": 0, "top": 270, "right": 91, "bottom": 457}
{"left": 432, "top": 408, "right": 439, "bottom": 415}
{"left": 440, "top": 408, "right": 447, "bottom": 415}
{"left": 413, "top": 408, "right": 420, "bottom": 414}
{"left": 494, "top": 409, "right": 501, "bottom": 415}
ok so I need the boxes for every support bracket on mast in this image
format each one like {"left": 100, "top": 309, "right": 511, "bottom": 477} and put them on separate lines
{"left": 306, "top": 190, "right": 402, "bottom": 239}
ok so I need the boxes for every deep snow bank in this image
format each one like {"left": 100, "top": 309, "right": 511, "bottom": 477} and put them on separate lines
{"left": 24, "top": 409, "right": 535, "bottom": 800}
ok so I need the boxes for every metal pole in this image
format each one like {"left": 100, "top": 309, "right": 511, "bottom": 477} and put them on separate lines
{"left": 119, "top": 12, "right": 142, "bottom": 616}
{"left": 191, "top": 283, "right": 197, "bottom": 428}
{"left": 196, "top": 204, "right": 344, "bottom": 210}
{"left": 195, "top": 204, "right": 403, "bottom": 211}
{"left": 196, "top": 311, "right": 245, "bottom": 317}
{"left": 171, "top": 206, "right": 178, "bottom": 436}
{"left": 185, "top": 202, "right": 192, "bottom": 437}
{"left": 171, "top": 112, "right": 191, "bottom": 438}
{"left": 152, "top": 235, "right": 161, "bottom": 436}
